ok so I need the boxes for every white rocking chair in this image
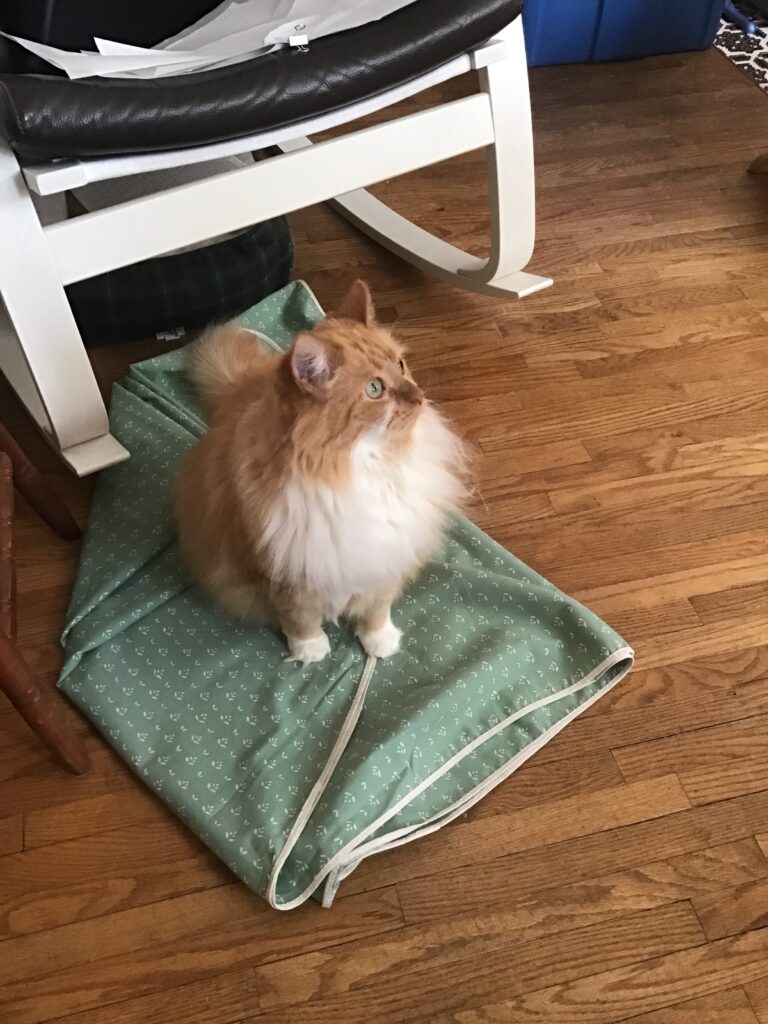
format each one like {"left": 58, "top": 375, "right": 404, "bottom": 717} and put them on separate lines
{"left": 0, "top": 0, "right": 550, "bottom": 475}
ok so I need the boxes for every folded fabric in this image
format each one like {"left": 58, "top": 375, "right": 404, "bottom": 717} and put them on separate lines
{"left": 59, "top": 281, "right": 633, "bottom": 909}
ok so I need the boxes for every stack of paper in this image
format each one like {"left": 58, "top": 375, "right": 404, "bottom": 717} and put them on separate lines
{"left": 1, "top": 0, "right": 419, "bottom": 80}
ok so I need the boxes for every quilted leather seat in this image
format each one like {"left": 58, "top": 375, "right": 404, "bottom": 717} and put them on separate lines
{"left": 0, "top": 0, "right": 521, "bottom": 161}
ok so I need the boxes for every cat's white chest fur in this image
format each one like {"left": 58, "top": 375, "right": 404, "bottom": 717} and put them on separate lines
{"left": 262, "top": 407, "right": 461, "bottom": 615}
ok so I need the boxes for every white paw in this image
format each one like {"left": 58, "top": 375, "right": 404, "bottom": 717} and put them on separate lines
{"left": 286, "top": 632, "right": 331, "bottom": 664}
{"left": 357, "top": 618, "right": 402, "bottom": 659}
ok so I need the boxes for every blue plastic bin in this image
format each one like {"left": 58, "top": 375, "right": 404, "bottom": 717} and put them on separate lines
{"left": 522, "top": 0, "right": 725, "bottom": 66}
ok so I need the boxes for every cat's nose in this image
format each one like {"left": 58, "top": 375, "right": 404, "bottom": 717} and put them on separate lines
{"left": 403, "top": 383, "right": 424, "bottom": 406}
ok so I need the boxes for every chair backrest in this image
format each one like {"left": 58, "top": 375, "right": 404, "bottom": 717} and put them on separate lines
{"left": 0, "top": 0, "right": 220, "bottom": 49}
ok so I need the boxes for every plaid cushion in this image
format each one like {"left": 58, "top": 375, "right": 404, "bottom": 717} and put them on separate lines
{"left": 67, "top": 216, "right": 293, "bottom": 345}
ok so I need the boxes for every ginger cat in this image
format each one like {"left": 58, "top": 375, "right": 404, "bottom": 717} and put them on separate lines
{"left": 175, "top": 280, "right": 467, "bottom": 664}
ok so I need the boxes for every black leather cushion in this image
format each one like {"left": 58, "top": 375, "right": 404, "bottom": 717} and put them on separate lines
{"left": 0, "top": 0, "right": 521, "bottom": 161}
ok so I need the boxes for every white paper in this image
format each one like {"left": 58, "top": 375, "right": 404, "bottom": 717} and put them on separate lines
{"left": 93, "top": 39, "right": 205, "bottom": 64}
{"left": 0, "top": 30, "right": 268, "bottom": 80}
{"left": 162, "top": 1, "right": 295, "bottom": 52}
{"left": 2, "top": 1, "right": 420, "bottom": 80}
{"left": 165, "top": 0, "right": 418, "bottom": 54}
{"left": 105, "top": 50, "right": 274, "bottom": 80}
{"left": 267, "top": 0, "right": 421, "bottom": 45}
{"left": 0, "top": 33, "right": 188, "bottom": 78}
{"left": 93, "top": 36, "right": 279, "bottom": 79}
{"left": 92, "top": 38, "right": 232, "bottom": 79}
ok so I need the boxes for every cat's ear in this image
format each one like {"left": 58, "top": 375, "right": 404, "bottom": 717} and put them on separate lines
{"left": 334, "top": 279, "right": 375, "bottom": 326}
{"left": 290, "top": 333, "right": 336, "bottom": 398}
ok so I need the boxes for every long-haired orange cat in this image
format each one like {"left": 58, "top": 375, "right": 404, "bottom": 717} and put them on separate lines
{"left": 175, "top": 280, "right": 467, "bottom": 664}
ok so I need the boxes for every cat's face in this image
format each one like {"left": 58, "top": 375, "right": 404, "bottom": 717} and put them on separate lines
{"left": 289, "top": 281, "right": 425, "bottom": 453}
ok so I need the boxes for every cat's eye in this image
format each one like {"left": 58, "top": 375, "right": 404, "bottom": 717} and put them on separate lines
{"left": 398, "top": 358, "right": 406, "bottom": 374}
{"left": 365, "top": 378, "right": 385, "bottom": 399}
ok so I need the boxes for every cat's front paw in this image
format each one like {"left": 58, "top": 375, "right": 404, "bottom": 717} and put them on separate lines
{"left": 357, "top": 619, "right": 402, "bottom": 659}
{"left": 286, "top": 632, "right": 331, "bottom": 665}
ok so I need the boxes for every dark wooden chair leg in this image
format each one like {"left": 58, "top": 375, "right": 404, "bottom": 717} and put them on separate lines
{"left": 0, "top": 446, "right": 90, "bottom": 775}
{"left": 0, "top": 633, "right": 91, "bottom": 775}
{"left": 0, "top": 452, "right": 15, "bottom": 639}
{"left": 0, "top": 424, "right": 81, "bottom": 540}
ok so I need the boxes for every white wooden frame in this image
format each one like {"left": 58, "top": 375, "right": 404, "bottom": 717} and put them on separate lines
{"left": 0, "top": 18, "right": 551, "bottom": 476}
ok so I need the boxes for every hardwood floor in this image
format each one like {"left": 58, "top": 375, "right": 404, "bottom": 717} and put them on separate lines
{"left": 3, "top": 45, "right": 768, "bottom": 1024}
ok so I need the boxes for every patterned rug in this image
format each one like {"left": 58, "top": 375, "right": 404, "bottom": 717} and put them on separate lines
{"left": 715, "top": 8, "right": 768, "bottom": 91}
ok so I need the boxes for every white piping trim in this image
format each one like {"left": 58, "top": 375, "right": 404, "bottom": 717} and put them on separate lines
{"left": 242, "top": 280, "right": 322, "bottom": 353}
{"left": 323, "top": 646, "right": 635, "bottom": 903}
{"left": 267, "top": 645, "right": 634, "bottom": 909}
{"left": 242, "top": 327, "right": 277, "bottom": 349}
{"left": 294, "top": 279, "right": 323, "bottom": 316}
{"left": 266, "top": 654, "right": 376, "bottom": 907}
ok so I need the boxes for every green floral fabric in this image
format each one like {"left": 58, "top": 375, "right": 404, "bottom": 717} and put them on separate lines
{"left": 59, "top": 281, "right": 633, "bottom": 909}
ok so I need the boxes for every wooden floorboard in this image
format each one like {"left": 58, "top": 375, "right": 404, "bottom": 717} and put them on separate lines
{"left": 2, "top": 44, "right": 768, "bottom": 1024}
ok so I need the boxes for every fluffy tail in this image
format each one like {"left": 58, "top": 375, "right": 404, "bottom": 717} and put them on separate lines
{"left": 188, "top": 324, "right": 268, "bottom": 417}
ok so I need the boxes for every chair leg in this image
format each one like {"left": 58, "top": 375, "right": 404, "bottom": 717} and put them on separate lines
{"left": 0, "top": 454, "right": 89, "bottom": 774}
{"left": 748, "top": 153, "right": 768, "bottom": 174}
{"left": 460, "top": 16, "right": 551, "bottom": 295}
{"left": 0, "top": 141, "right": 128, "bottom": 475}
{"left": 0, "top": 632, "right": 91, "bottom": 775}
{"left": 0, "top": 425, "right": 81, "bottom": 540}
{"left": 288, "top": 17, "right": 552, "bottom": 299}
{"left": 0, "top": 453, "right": 15, "bottom": 640}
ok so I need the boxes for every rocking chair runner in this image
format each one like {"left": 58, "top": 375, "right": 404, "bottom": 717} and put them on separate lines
{"left": 0, "top": 0, "right": 550, "bottom": 477}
